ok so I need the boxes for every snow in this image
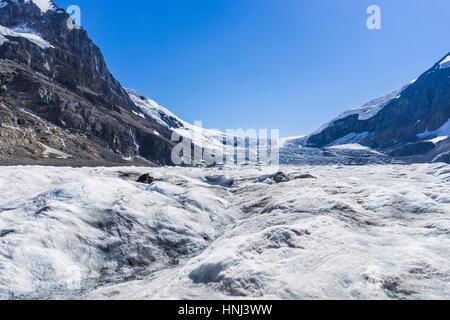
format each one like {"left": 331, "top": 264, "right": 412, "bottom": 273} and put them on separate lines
{"left": 326, "top": 132, "right": 374, "bottom": 147}
{"left": 126, "top": 88, "right": 243, "bottom": 161}
{"left": 0, "top": 24, "right": 53, "bottom": 49}
{"left": 41, "top": 143, "right": 71, "bottom": 159}
{"left": 328, "top": 143, "right": 367, "bottom": 150}
{"left": 328, "top": 143, "right": 381, "bottom": 154}
{"left": 417, "top": 119, "right": 450, "bottom": 139}
{"left": 126, "top": 88, "right": 183, "bottom": 129}
{"left": 0, "top": 34, "right": 6, "bottom": 46}
{"left": 439, "top": 55, "right": 450, "bottom": 69}
{"left": 25, "top": 0, "right": 57, "bottom": 13}
{"left": 279, "top": 136, "right": 306, "bottom": 148}
{"left": 1, "top": 164, "right": 449, "bottom": 300}
{"left": 131, "top": 110, "right": 145, "bottom": 119}
{"left": 427, "top": 136, "right": 449, "bottom": 145}
{"left": 0, "top": 0, "right": 57, "bottom": 12}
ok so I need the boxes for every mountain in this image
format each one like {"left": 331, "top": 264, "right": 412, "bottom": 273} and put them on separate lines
{"left": 304, "top": 53, "right": 450, "bottom": 163}
{"left": 0, "top": 0, "right": 175, "bottom": 165}
{"left": 1, "top": 1, "right": 448, "bottom": 166}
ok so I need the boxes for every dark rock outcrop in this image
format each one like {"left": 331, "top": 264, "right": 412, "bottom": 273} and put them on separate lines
{"left": 389, "top": 141, "right": 436, "bottom": 157}
{"left": 137, "top": 174, "right": 154, "bottom": 184}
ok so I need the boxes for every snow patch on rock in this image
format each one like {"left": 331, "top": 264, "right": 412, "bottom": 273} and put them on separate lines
{"left": 25, "top": 0, "right": 57, "bottom": 13}
{"left": 41, "top": 143, "right": 71, "bottom": 159}
{"left": 328, "top": 143, "right": 382, "bottom": 154}
{"left": 439, "top": 54, "right": 450, "bottom": 69}
{"left": 1, "top": 165, "right": 449, "bottom": 299}
{"left": 326, "top": 132, "right": 374, "bottom": 147}
{"left": 0, "top": 24, "right": 53, "bottom": 49}
{"left": 417, "top": 119, "right": 450, "bottom": 139}
{"left": 126, "top": 88, "right": 244, "bottom": 160}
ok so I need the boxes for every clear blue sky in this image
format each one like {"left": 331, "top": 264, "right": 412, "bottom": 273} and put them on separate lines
{"left": 56, "top": 0, "right": 450, "bottom": 137}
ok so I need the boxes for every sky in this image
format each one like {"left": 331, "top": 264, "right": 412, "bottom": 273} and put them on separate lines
{"left": 56, "top": 0, "right": 450, "bottom": 137}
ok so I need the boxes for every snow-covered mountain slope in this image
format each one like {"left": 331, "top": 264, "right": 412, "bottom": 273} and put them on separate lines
{"left": 279, "top": 135, "right": 307, "bottom": 148}
{"left": 0, "top": 164, "right": 449, "bottom": 299}
{"left": 304, "top": 53, "right": 450, "bottom": 162}
{"left": 0, "top": 0, "right": 57, "bottom": 13}
{"left": 280, "top": 80, "right": 416, "bottom": 152}
{"left": 439, "top": 54, "right": 450, "bottom": 69}
{"left": 313, "top": 81, "right": 416, "bottom": 137}
{"left": 125, "top": 88, "right": 184, "bottom": 129}
{"left": 125, "top": 89, "right": 239, "bottom": 156}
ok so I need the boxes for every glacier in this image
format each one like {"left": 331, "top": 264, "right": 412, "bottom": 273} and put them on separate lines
{"left": 0, "top": 163, "right": 449, "bottom": 300}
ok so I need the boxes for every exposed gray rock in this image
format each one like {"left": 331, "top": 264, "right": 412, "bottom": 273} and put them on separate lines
{"left": 137, "top": 174, "right": 154, "bottom": 184}
{"left": 293, "top": 174, "right": 316, "bottom": 179}
{"left": 271, "top": 171, "right": 290, "bottom": 183}
{"left": 390, "top": 141, "right": 436, "bottom": 157}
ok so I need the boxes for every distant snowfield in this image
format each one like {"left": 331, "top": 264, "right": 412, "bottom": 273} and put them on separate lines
{"left": 0, "top": 164, "right": 449, "bottom": 300}
{"left": 328, "top": 143, "right": 383, "bottom": 154}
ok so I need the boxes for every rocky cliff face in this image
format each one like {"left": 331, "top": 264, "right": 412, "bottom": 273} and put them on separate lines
{"left": 0, "top": 0, "right": 175, "bottom": 165}
{"left": 307, "top": 54, "right": 450, "bottom": 162}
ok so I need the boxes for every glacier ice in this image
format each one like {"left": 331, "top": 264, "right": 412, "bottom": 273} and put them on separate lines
{"left": 0, "top": 164, "right": 449, "bottom": 300}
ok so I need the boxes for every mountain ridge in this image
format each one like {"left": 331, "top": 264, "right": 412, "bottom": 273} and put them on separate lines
{"left": 0, "top": 0, "right": 448, "bottom": 165}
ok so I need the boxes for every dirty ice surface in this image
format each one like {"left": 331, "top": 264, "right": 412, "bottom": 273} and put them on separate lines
{"left": 0, "top": 164, "right": 449, "bottom": 300}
